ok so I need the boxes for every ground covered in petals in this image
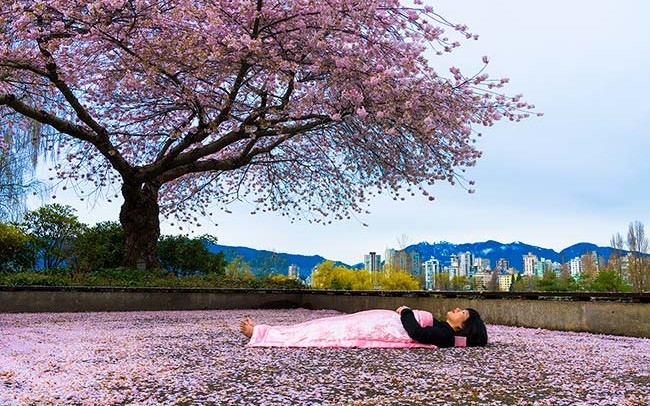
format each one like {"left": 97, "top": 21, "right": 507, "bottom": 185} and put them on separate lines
{"left": 1, "top": 309, "right": 648, "bottom": 405}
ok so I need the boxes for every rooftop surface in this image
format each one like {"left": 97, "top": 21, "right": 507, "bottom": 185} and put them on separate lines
{"left": 1, "top": 309, "right": 648, "bottom": 405}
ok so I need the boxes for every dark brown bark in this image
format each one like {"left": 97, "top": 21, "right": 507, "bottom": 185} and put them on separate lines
{"left": 119, "top": 180, "right": 161, "bottom": 269}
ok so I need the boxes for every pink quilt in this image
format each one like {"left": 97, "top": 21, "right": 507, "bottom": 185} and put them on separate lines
{"left": 246, "top": 309, "right": 466, "bottom": 348}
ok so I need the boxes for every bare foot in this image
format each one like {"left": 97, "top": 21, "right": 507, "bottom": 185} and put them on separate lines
{"left": 239, "top": 317, "right": 255, "bottom": 339}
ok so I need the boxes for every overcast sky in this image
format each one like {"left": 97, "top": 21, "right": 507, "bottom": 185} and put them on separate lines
{"left": 37, "top": 0, "right": 650, "bottom": 265}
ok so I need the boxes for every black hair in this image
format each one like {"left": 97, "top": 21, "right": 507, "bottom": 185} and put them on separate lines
{"left": 456, "top": 308, "right": 488, "bottom": 347}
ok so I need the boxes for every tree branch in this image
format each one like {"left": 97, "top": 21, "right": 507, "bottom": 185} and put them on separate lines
{"left": 155, "top": 116, "right": 330, "bottom": 183}
{"left": 36, "top": 42, "right": 108, "bottom": 139}
{"left": 0, "top": 94, "right": 133, "bottom": 175}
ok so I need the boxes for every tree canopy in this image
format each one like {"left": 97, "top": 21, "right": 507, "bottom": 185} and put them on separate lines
{"left": 0, "top": 0, "right": 536, "bottom": 267}
{"left": 21, "top": 203, "right": 86, "bottom": 269}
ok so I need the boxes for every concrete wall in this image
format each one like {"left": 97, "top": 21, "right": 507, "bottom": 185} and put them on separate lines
{"left": 1, "top": 288, "right": 648, "bottom": 338}
{"left": 302, "top": 294, "right": 650, "bottom": 338}
{"left": 0, "top": 288, "right": 303, "bottom": 313}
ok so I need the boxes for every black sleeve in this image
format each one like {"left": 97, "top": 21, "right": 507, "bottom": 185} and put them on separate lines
{"left": 400, "top": 308, "right": 455, "bottom": 348}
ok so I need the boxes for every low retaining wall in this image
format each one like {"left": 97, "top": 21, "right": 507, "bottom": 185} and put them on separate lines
{"left": 1, "top": 287, "right": 648, "bottom": 338}
{"left": 302, "top": 293, "right": 650, "bottom": 338}
{"left": 0, "top": 287, "right": 302, "bottom": 313}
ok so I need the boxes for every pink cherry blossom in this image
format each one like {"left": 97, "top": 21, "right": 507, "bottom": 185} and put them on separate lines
{"left": 0, "top": 309, "right": 647, "bottom": 405}
{"left": 0, "top": 0, "right": 537, "bottom": 268}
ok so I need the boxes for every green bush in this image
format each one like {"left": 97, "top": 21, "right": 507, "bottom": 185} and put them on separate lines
{"left": 0, "top": 266, "right": 305, "bottom": 289}
{"left": 157, "top": 235, "right": 226, "bottom": 276}
{"left": 0, "top": 222, "right": 33, "bottom": 271}
{"left": 0, "top": 271, "right": 71, "bottom": 286}
{"left": 590, "top": 269, "right": 631, "bottom": 292}
{"left": 86, "top": 267, "right": 177, "bottom": 287}
{"left": 72, "top": 221, "right": 125, "bottom": 273}
{"left": 261, "top": 274, "right": 305, "bottom": 289}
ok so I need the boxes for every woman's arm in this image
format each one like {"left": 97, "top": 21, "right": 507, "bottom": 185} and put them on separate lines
{"left": 396, "top": 305, "right": 410, "bottom": 315}
{"left": 399, "top": 308, "right": 455, "bottom": 348}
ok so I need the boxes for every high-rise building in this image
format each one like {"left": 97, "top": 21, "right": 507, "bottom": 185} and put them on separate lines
{"left": 384, "top": 248, "right": 422, "bottom": 277}
{"left": 473, "top": 257, "right": 491, "bottom": 272}
{"left": 523, "top": 252, "right": 538, "bottom": 276}
{"left": 408, "top": 250, "right": 422, "bottom": 277}
{"left": 446, "top": 266, "right": 459, "bottom": 279}
{"left": 384, "top": 248, "right": 397, "bottom": 270}
{"left": 450, "top": 254, "right": 459, "bottom": 269}
{"left": 288, "top": 264, "right": 299, "bottom": 279}
{"left": 569, "top": 257, "right": 582, "bottom": 278}
{"left": 458, "top": 251, "right": 474, "bottom": 277}
{"left": 498, "top": 273, "right": 513, "bottom": 291}
{"left": 496, "top": 258, "right": 509, "bottom": 272}
{"left": 364, "top": 252, "right": 382, "bottom": 288}
{"left": 472, "top": 270, "right": 488, "bottom": 290}
{"left": 532, "top": 258, "right": 556, "bottom": 277}
{"left": 423, "top": 258, "right": 441, "bottom": 290}
{"left": 364, "top": 252, "right": 381, "bottom": 272}
{"left": 474, "top": 270, "right": 513, "bottom": 291}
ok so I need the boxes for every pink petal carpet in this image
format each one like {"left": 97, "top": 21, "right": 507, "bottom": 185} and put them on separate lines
{"left": 1, "top": 309, "right": 648, "bottom": 405}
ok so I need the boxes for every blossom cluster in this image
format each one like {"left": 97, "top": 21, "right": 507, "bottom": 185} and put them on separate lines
{"left": 1, "top": 309, "right": 647, "bottom": 405}
{"left": 0, "top": 1, "right": 539, "bottom": 227}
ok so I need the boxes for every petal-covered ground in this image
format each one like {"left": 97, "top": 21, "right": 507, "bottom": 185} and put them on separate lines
{"left": 0, "top": 309, "right": 648, "bottom": 405}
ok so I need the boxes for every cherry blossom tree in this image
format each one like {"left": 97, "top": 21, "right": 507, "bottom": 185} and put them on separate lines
{"left": 0, "top": 0, "right": 537, "bottom": 268}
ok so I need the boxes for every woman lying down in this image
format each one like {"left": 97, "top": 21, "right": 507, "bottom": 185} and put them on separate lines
{"left": 239, "top": 306, "right": 488, "bottom": 348}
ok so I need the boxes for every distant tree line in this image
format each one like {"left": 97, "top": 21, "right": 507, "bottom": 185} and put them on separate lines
{"left": 508, "top": 269, "right": 631, "bottom": 293}
{"left": 0, "top": 203, "right": 302, "bottom": 289}
{"left": 3, "top": 204, "right": 647, "bottom": 293}
{"left": 509, "top": 220, "right": 649, "bottom": 293}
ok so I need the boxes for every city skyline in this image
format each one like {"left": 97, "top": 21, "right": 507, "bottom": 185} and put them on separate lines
{"left": 357, "top": 245, "right": 616, "bottom": 291}
{"left": 28, "top": 0, "right": 650, "bottom": 265}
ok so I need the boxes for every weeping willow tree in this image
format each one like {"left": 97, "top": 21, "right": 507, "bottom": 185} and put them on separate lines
{"left": 0, "top": 115, "right": 47, "bottom": 222}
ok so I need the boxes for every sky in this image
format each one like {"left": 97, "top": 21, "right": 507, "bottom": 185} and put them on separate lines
{"left": 30, "top": 0, "right": 650, "bottom": 265}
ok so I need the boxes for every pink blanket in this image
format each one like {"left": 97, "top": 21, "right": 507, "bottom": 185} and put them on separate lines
{"left": 246, "top": 309, "right": 465, "bottom": 348}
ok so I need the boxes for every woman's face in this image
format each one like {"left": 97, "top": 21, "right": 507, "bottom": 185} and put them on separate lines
{"left": 447, "top": 308, "right": 470, "bottom": 326}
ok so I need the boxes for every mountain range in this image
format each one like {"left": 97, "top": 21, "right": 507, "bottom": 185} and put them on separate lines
{"left": 406, "top": 240, "right": 617, "bottom": 269}
{"left": 206, "top": 240, "right": 621, "bottom": 279}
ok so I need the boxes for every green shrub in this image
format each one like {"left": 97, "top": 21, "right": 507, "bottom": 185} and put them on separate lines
{"left": 86, "top": 267, "right": 177, "bottom": 287}
{"left": 262, "top": 274, "right": 305, "bottom": 289}
{"left": 590, "top": 269, "right": 632, "bottom": 292}
{"left": 0, "top": 222, "right": 33, "bottom": 271}
{"left": 0, "top": 266, "right": 304, "bottom": 289}
{"left": 0, "top": 271, "right": 71, "bottom": 286}
{"left": 72, "top": 221, "right": 124, "bottom": 273}
{"left": 157, "top": 235, "right": 226, "bottom": 276}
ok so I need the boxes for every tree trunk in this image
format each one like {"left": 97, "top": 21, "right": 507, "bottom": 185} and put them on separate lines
{"left": 119, "top": 181, "right": 161, "bottom": 269}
